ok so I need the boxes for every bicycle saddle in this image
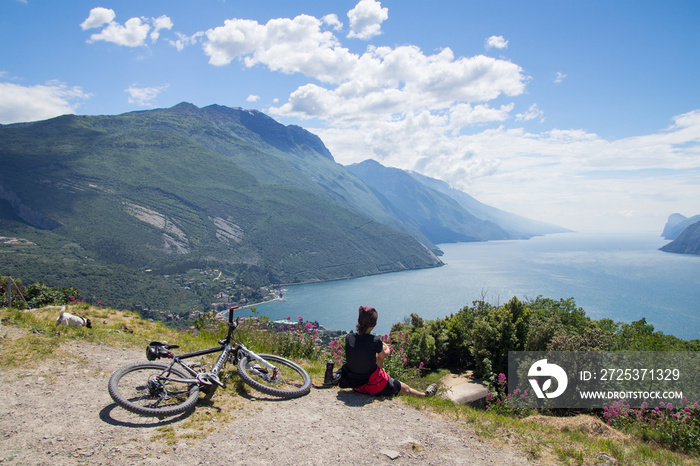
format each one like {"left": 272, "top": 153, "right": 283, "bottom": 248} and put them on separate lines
{"left": 146, "top": 341, "right": 179, "bottom": 360}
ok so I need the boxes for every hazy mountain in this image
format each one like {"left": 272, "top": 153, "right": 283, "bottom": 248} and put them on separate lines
{"left": 0, "top": 103, "right": 442, "bottom": 309}
{"left": 660, "top": 220, "right": 700, "bottom": 255}
{"left": 346, "top": 160, "right": 570, "bottom": 245}
{"left": 661, "top": 213, "right": 700, "bottom": 240}
{"left": 407, "top": 170, "right": 572, "bottom": 237}
{"left": 346, "top": 160, "right": 514, "bottom": 244}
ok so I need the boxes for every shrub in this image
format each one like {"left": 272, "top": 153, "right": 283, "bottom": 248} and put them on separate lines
{"left": 603, "top": 399, "right": 700, "bottom": 453}
{"left": 484, "top": 373, "right": 533, "bottom": 418}
{"left": 273, "top": 316, "right": 320, "bottom": 360}
{"left": 24, "top": 281, "right": 81, "bottom": 308}
{"left": 381, "top": 330, "right": 423, "bottom": 385}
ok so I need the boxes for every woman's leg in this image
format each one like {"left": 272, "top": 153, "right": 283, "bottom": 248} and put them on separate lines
{"left": 399, "top": 382, "right": 426, "bottom": 397}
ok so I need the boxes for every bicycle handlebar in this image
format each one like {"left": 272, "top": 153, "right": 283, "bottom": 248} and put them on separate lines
{"left": 228, "top": 306, "right": 239, "bottom": 324}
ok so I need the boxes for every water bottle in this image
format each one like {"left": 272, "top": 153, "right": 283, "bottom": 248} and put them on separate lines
{"left": 323, "top": 360, "right": 334, "bottom": 385}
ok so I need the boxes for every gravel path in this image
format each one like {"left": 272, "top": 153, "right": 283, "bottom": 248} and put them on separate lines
{"left": 0, "top": 334, "right": 534, "bottom": 465}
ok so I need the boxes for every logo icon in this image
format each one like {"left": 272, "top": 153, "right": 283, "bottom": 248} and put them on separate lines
{"left": 528, "top": 358, "right": 568, "bottom": 399}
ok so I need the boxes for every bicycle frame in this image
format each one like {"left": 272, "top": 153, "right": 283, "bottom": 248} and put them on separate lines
{"left": 151, "top": 307, "right": 278, "bottom": 389}
{"left": 109, "top": 306, "right": 312, "bottom": 416}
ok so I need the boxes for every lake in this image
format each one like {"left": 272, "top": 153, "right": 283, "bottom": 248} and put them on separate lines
{"left": 248, "top": 232, "right": 700, "bottom": 341}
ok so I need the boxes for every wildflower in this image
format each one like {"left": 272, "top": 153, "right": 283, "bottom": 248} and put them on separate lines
{"left": 497, "top": 373, "right": 507, "bottom": 387}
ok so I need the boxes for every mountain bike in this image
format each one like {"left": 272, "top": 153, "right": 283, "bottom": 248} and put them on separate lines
{"left": 108, "top": 307, "right": 312, "bottom": 417}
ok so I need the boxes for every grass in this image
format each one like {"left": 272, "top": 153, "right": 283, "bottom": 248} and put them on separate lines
{"left": 1, "top": 304, "right": 699, "bottom": 465}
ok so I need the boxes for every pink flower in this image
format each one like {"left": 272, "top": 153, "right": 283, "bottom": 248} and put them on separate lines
{"left": 497, "top": 373, "right": 507, "bottom": 386}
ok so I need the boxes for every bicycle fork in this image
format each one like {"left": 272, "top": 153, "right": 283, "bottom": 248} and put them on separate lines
{"left": 240, "top": 346, "right": 280, "bottom": 381}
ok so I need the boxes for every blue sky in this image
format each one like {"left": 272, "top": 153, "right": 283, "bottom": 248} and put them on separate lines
{"left": 1, "top": 0, "right": 699, "bottom": 232}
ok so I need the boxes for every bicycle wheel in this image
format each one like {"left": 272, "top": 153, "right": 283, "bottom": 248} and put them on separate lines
{"left": 108, "top": 362, "right": 200, "bottom": 417}
{"left": 237, "top": 354, "right": 311, "bottom": 398}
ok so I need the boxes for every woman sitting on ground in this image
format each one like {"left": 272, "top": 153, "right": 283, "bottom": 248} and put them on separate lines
{"left": 340, "top": 306, "right": 437, "bottom": 397}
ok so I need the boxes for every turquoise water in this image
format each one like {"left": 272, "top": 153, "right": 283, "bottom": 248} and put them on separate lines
{"left": 249, "top": 232, "right": 700, "bottom": 340}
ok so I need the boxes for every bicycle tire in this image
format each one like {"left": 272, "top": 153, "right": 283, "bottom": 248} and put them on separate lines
{"left": 108, "top": 362, "right": 200, "bottom": 417}
{"left": 237, "top": 354, "right": 311, "bottom": 398}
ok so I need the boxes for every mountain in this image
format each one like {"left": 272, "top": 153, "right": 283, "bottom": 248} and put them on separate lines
{"left": 661, "top": 213, "right": 700, "bottom": 240}
{"left": 660, "top": 220, "right": 700, "bottom": 255}
{"left": 407, "top": 170, "right": 572, "bottom": 237}
{"left": 346, "top": 160, "right": 570, "bottom": 245}
{"left": 346, "top": 160, "right": 512, "bottom": 244}
{"left": 0, "top": 103, "right": 442, "bottom": 311}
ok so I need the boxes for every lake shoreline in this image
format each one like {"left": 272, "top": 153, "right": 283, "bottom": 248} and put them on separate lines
{"left": 247, "top": 232, "right": 700, "bottom": 341}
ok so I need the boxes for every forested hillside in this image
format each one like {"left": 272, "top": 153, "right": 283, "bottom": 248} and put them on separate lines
{"left": 0, "top": 103, "right": 441, "bottom": 313}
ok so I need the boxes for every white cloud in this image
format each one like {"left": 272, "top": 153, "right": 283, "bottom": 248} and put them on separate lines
{"left": 150, "top": 15, "right": 174, "bottom": 42}
{"left": 126, "top": 83, "right": 169, "bottom": 106}
{"left": 322, "top": 14, "right": 343, "bottom": 31}
{"left": 267, "top": 45, "right": 525, "bottom": 123}
{"left": 516, "top": 104, "right": 544, "bottom": 122}
{"left": 80, "top": 7, "right": 116, "bottom": 30}
{"left": 203, "top": 15, "right": 357, "bottom": 82}
{"left": 347, "top": 0, "right": 388, "bottom": 40}
{"left": 201, "top": 9, "right": 525, "bottom": 129}
{"left": 0, "top": 81, "right": 90, "bottom": 124}
{"left": 83, "top": 10, "right": 173, "bottom": 47}
{"left": 246, "top": 94, "right": 260, "bottom": 102}
{"left": 555, "top": 71, "right": 567, "bottom": 84}
{"left": 87, "top": 17, "right": 150, "bottom": 47}
{"left": 169, "top": 31, "right": 204, "bottom": 51}
{"left": 485, "top": 35, "right": 508, "bottom": 49}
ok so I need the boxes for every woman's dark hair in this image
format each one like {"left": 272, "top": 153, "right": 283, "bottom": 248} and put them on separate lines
{"left": 356, "top": 306, "right": 378, "bottom": 334}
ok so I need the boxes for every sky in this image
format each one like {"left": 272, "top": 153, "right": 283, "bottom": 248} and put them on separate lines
{"left": 1, "top": 0, "right": 699, "bottom": 232}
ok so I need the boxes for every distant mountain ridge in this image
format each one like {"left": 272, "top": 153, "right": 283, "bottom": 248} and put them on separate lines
{"left": 406, "top": 170, "right": 571, "bottom": 238}
{"left": 661, "top": 213, "right": 700, "bottom": 240}
{"left": 346, "top": 160, "right": 511, "bottom": 245}
{"left": 0, "top": 103, "right": 566, "bottom": 311}
{"left": 660, "top": 214, "right": 700, "bottom": 256}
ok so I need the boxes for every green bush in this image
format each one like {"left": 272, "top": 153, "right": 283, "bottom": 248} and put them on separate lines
{"left": 603, "top": 399, "right": 700, "bottom": 453}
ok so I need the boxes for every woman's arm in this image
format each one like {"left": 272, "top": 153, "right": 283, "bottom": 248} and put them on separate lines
{"left": 376, "top": 342, "right": 391, "bottom": 368}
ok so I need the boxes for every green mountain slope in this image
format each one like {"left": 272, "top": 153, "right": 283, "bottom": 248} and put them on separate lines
{"left": 0, "top": 104, "right": 441, "bottom": 311}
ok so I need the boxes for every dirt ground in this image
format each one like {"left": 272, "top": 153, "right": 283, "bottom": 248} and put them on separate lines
{"left": 0, "top": 324, "right": 535, "bottom": 465}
